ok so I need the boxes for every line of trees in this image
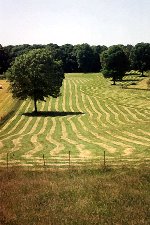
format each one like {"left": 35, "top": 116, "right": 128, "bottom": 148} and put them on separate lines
{"left": 0, "top": 43, "right": 107, "bottom": 74}
{"left": 101, "top": 43, "right": 150, "bottom": 84}
{"left": 0, "top": 42, "right": 150, "bottom": 76}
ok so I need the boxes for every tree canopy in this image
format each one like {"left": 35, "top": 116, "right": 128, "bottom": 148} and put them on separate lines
{"left": 60, "top": 44, "right": 78, "bottom": 73}
{"left": 130, "top": 43, "right": 150, "bottom": 76}
{"left": 73, "top": 43, "right": 95, "bottom": 73}
{"left": 7, "top": 48, "right": 64, "bottom": 113}
{"left": 1, "top": 42, "right": 150, "bottom": 76}
{"left": 100, "top": 45, "right": 129, "bottom": 85}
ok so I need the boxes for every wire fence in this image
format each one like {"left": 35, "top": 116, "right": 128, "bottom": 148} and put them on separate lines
{"left": 1, "top": 151, "right": 150, "bottom": 170}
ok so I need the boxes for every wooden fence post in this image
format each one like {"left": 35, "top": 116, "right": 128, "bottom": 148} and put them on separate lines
{"left": 104, "top": 151, "right": 106, "bottom": 167}
{"left": 43, "top": 154, "right": 46, "bottom": 167}
{"left": 69, "top": 151, "right": 71, "bottom": 167}
{"left": 7, "top": 153, "right": 9, "bottom": 170}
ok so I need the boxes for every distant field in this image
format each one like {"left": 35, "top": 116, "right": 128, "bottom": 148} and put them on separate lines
{"left": 0, "top": 73, "right": 150, "bottom": 167}
{"left": 0, "top": 79, "right": 18, "bottom": 121}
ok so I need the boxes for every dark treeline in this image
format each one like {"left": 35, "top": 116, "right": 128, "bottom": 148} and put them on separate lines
{"left": 0, "top": 42, "right": 150, "bottom": 75}
{"left": 0, "top": 43, "right": 107, "bottom": 74}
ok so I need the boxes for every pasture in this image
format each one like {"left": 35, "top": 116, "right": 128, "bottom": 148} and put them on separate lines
{"left": 0, "top": 73, "right": 150, "bottom": 167}
{"left": 1, "top": 166, "right": 149, "bottom": 225}
{"left": 0, "top": 79, "right": 18, "bottom": 123}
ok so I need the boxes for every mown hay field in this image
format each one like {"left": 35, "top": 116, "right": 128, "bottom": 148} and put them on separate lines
{"left": 0, "top": 73, "right": 150, "bottom": 167}
{"left": 0, "top": 79, "right": 18, "bottom": 120}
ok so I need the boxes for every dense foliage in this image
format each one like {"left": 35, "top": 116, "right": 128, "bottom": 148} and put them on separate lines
{"left": 60, "top": 44, "right": 78, "bottom": 72}
{"left": 0, "top": 42, "right": 150, "bottom": 77}
{"left": 73, "top": 43, "right": 97, "bottom": 72}
{"left": 1, "top": 43, "right": 108, "bottom": 74}
{"left": 0, "top": 44, "right": 9, "bottom": 74}
{"left": 100, "top": 45, "right": 129, "bottom": 84}
{"left": 7, "top": 48, "right": 64, "bottom": 113}
{"left": 130, "top": 42, "right": 150, "bottom": 76}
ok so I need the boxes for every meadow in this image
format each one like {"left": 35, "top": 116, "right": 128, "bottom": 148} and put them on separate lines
{"left": 0, "top": 79, "right": 18, "bottom": 123}
{"left": 0, "top": 73, "right": 150, "bottom": 225}
{"left": 0, "top": 73, "right": 150, "bottom": 168}
{"left": 0, "top": 166, "right": 149, "bottom": 225}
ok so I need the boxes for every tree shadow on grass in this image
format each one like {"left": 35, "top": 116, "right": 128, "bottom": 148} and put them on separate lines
{"left": 122, "top": 87, "right": 150, "bottom": 91}
{"left": 121, "top": 79, "right": 140, "bottom": 82}
{"left": 22, "top": 111, "right": 85, "bottom": 117}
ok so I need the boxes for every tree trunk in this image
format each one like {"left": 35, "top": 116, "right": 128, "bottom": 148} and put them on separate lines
{"left": 112, "top": 74, "right": 116, "bottom": 85}
{"left": 33, "top": 95, "right": 37, "bottom": 114}
{"left": 113, "top": 79, "right": 116, "bottom": 85}
{"left": 141, "top": 70, "right": 144, "bottom": 77}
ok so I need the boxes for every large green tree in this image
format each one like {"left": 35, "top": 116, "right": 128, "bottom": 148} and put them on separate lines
{"left": 60, "top": 44, "right": 78, "bottom": 73}
{"left": 100, "top": 45, "right": 129, "bottom": 85}
{"left": 130, "top": 42, "right": 150, "bottom": 76}
{"left": 91, "top": 45, "right": 108, "bottom": 72}
{"left": 73, "top": 44, "right": 95, "bottom": 73}
{"left": 45, "top": 43, "right": 62, "bottom": 61}
{"left": 4, "top": 44, "right": 45, "bottom": 70}
{"left": 7, "top": 48, "right": 64, "bottom": 113}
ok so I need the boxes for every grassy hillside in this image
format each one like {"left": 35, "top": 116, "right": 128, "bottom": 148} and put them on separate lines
{"left": 0, "top": 73, "right": 150, "bottom": 167}
{"left": 0, "top": 79, "right": 19, "bottom": 124}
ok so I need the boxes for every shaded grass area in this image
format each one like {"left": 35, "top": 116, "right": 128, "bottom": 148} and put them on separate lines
{"left": 120, "top": 73, "right": 150, "bottom": 89}
{"left": 23, "top": 111, "right": 84, "bottom": 117}
{"left": 0, "top": 166, "right": 150, "bottom": 225}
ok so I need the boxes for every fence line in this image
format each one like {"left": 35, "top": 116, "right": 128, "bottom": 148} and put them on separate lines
{"left": 1, "top": 152, "right": 149, "bottom": 170}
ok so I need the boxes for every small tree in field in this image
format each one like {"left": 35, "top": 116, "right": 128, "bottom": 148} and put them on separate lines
{"left": 7, "top": 48, "right": 64, "bottom": 113}
{"left": 100, "top": 45, "right": 129, "bottom": 85}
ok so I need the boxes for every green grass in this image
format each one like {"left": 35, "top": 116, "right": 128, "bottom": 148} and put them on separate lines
{"left": 0, "top": 79, "right": 20, "bottom": 124}
{"left": 0, "top": 73, "right": 150, "bottom": 167}
{"left": 0, "top": 166, "right": 149, "bottom": 225}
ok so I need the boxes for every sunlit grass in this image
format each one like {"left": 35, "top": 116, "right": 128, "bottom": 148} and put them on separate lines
{"left": 0, "top": 80, "right": 19, "bottom": 121}
{"left": 0, "top": 166, "right": 149, "bottom": 225}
